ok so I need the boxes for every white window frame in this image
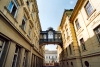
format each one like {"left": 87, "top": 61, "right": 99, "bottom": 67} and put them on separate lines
{"left": 7, "top": 0, "right": 19, "bottom": 18}
{"left": 75, "top": 19, "right": 81, "bottom": 30}
{"left": 85, "top": 1, "right": 94, "bottom": 16}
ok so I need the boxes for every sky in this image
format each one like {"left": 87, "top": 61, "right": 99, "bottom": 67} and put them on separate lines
{"left": 37, "top": 0, "right": 77, "bottom": 50}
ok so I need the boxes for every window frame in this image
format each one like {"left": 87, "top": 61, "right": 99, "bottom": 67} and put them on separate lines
{"left": 21, "top": 15, "right": 27, "bottom": 31}
{"left": 75, "top": 19, "right": 81, "bottom": 30}
{"left": 23, "top": 50, "right": 28, "bottom": 67}
{"left": 12, "top": 45, "right": 20, "bottom": 67}
{"left": 84, "top": 1, "right": 94, "bottom": 16}
{"left": 80, "top": 38, "right": 86, "bottom": 51}
{"left": 94, "top": 25, "right": 100, "bottom": 43}
{"left": 7, "top": 0, "right": 19, "bottom": 18}
{"left": 28, "top": 25, "right": 32, "bottom": 37}
{"left": 69, "top": 44, "right": 72, "bottom": 55}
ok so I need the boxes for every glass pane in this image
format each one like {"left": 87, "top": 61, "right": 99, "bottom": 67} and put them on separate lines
{"left": 14, "top": 0, "right": 19, "bottom": 7}
{"left": 8, "top": 1, "right": 13, "bottom": 12}
{"left": 11, "top": 5, "right": 17, "bottom": 17}
{"left": 12, "top": 55, "right": 17, "bottom": 67}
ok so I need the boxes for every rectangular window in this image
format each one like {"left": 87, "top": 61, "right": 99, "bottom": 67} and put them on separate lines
{"left": 69, "top": 45, "right": 72, "bottom": 55}
{"left": 0, "top": 39, "right": 5, "bottom": 58}
{"left": 7, "top": 0, "right": 19, "bottom": 18}
{"left": 26, "top": 0, "right": 30, "bottom": 8}
{"left": 94, "top": 26, "right": 100, "bottom": 43}
{"left": 80, "top": 38, "right": 86, "bottom": 51}
{"left": 21, "top": 16, "right": 27, "bottom": 31}
{"left": 66, "top": 48, "right": 68, "bottom": 56}
{"left": 28, "top": 26, "right": 32, "bottom": 36}
{"left": 75, "top": 19, "right": 81, "bottom": 30}
{"left": 85, "top": 1, "right": 93, "bottom": 16}
{"left": 12, "top": 45, "right": 20, "bottom": 67}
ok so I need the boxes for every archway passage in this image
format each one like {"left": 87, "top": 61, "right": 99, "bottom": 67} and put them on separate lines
{"left": 39, "top": 27, "right": 63, "bottom": 48}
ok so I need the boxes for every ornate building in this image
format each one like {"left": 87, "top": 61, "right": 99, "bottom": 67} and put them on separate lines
{"left": 58, "top": 0, "right": 100, "bottom": 67}
{"left": 0, "top": 0, "right": 44, "bottom": 67}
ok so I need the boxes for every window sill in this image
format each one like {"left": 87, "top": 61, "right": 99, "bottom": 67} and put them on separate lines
{"left": 4, "top": 6, "right": 18, "bottom": 23}
{"left": 19, "top": 25, "right": 26, "bottom": 34}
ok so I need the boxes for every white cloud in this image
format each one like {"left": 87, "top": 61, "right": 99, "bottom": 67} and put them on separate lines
{"left": 70, "top": 0, "right": 74, "bottom": 5}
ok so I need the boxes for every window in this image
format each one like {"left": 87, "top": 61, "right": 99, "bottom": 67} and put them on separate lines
{"left": 55, "top": 56, "right": 57, "bottom": 58}
{"left": 67, "top": 62, "right": 69, "bottom": 65}
{"left": 49, "top": 56, "right": 50, "bottom": 59}
{"left": 71, "top": 62, "right": 73, "bottom": 66}
{"left": 23, "top": 50, "right": 28, "bottom": 67}
{"left": 66, "top": 48, "right": 68, "bottom": 56}
{"left": 0, "top": 39, "right": 5, "bottom": 58}
{"left": 69, "top": 45, "right": 72, "bottom": 55}
{"left": 12, "top": 45, "right": 20, "bottom": 67}
{"left": 21, "top": 16, "right": 27, "bottom": 31}
{"left": 26, "top": 0, "right": 30, "bottom": 8}
{"left": 75, "top": 19, "right": 81, "bottom": 30}
{"left": 28, "top": 26, "right": 32, "bottom": 36}
{"left": 43, "top": 34, "right": 46, "bottom": 39}
{"left": 94, "top": 26, "right": 100, "bottom": 43}
{"left": 85, "top": 1, "right": 93, "bottom": 16}
{"left": 80, "top": 38, "right": 86, "bottom": 51}
{"left": 48, "top": 31, "right": 53, "bottom": 39}
{"left": 7, "top": 0, "right": 19, "bottom": 18}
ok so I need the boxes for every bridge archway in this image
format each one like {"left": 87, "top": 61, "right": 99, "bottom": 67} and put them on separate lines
{"left": 39, "top": 27, "right": 63, "bottom": 48}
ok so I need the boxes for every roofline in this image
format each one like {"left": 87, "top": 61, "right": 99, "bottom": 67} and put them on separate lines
{"left": 59, "top": 9, "right": 73, "bottom": 29}
{"left": 70, "top": 0, "right": 85, "bottom": 22}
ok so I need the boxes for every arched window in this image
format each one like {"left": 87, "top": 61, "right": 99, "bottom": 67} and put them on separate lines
{"left": 48, "top": 31, "right": 53, "bottom": 39}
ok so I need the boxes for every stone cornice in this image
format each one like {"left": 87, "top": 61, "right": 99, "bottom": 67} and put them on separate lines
{"left": 70, "top": 0, "right": 85, "bottom": 22}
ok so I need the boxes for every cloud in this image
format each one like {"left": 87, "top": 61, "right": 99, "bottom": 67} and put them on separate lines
{"left": 70, "top": 0, "right": 74, "bottom": 5}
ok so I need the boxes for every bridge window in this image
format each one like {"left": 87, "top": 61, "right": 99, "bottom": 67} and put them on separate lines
{"left": 43, "top": 34, "right": 46, "bottom": 39}
{"left": 48, "top": 31, "right": 53, "bottom": 39}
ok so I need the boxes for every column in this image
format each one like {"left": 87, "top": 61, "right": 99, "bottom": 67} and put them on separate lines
{"left": 4, "top": 41, "right": 16, "bottom": 67}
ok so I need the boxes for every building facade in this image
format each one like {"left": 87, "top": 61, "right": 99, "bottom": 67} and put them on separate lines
{"left": 45, "top": 50, "right": 58, "bottom": 66}
{"left": 0, "top": 0, "right": 44, "bottom": 67}
{"left": 58, "top": 0, "right": 100, "bottom": 67}
{"left": 70, "top": 0, "right": 100, "bottom": 67}
{"left": 58, "top": 9, "right": 81, "bottom": 67}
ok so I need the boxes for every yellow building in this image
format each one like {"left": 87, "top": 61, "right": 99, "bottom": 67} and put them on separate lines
{"left": 58, "top": 9, "right": 82, "bottom": 67}
{"left": 70, "top": 0, "right": 100, "bottom": 67}
{"left": 58, "top": 0, "right": 100, "bottom": 67}
{"left": 0, "top": 0, "right": 44, "bottom": 67}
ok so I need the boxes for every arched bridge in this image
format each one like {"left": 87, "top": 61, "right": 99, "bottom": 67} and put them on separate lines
{"left": 39, "top": 27, "right": 63, "bottom": 48}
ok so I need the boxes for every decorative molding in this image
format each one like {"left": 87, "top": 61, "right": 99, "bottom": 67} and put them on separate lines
{"left": 23, "top": 7, "right": 30, "bottom": 19}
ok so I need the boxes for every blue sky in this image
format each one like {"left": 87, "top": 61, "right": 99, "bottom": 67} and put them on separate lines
{"left": 37, "top": 0, "right": 77, "bottom": 50}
